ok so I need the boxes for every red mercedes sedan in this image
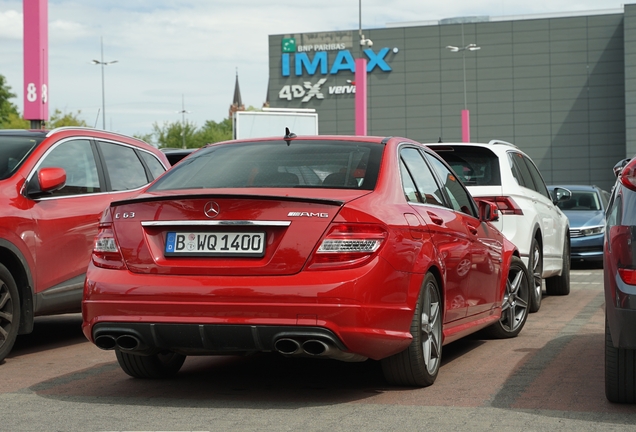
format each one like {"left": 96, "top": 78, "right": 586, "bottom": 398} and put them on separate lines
{"left": 82, "top": 134, "right": 530, "bottom": 387}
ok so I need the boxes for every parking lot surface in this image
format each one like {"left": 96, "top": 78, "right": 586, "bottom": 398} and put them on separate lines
{"left": 1, "top": 267, "right": 635, "bottom": 431}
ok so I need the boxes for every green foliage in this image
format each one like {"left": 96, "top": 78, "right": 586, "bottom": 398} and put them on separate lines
{"left": 0, "top": 74, "right": 20, "bottom": 128}
{"left": 3, "top": 112, "right": 29, "bottom": 129}
{"left": 46, "top": 109, "right": 88, "bottom": 128}
{"left": 150, "top": 118, "right": 232, "bottom": 149}
{"left": 196, "top": 118, "right": 233, "bottom": 146}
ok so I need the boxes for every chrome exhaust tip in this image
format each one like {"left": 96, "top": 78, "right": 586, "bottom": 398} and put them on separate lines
{"left": 302, "top": 339, "right": 329, "bottom": 356}
{"left": 274, "top": 338, "right": 301, "bottom": 355}
{"left": 116, "top": 334, "right": 142, "bottom": 351}
{"left": 94, "top": 334, "right": 117, "bottom": 350}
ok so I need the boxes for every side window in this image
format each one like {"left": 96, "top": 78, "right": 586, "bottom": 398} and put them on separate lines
{"left": 426, "top": 152, "right": 477, "bottom": 217}
{"left": 139, "top": 151, "right": 167, "bottom": 180}
{"left": 400, "top": 159, "right": 420, "bottom": 202}
{"left": 508, "top": 152, "right": 534, "bottom": 190}
{"left": 38, "top": 139, "right": 101, "bottom": 196}
{"left": 601, "top": 189, "right": 611, "bottom": 208}
{"left": 607, "top": 193, "right": 621, "bottom": 228}
{"left": 400, "top": 147, "right": 445, "bottom": 206}
{"left": 99, "top": 142, "right": 149, "bottom": 191}
{"left": 522, "top": 155, "right": 550, "bottom": 199}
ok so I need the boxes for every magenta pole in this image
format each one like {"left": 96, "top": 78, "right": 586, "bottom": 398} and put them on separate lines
{"left": 461, "top": 109, "right": 470, "bottom": 142}
{"left": 23, "top": 0, "right": 49, "bottom": 127}
{"left": 355, "top": 57, "right": 367, "bottom": 136}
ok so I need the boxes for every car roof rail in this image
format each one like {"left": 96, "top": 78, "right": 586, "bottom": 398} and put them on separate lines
{"left": 487, "top": 139, "right": 518, "bottom": 148}
{"left": 46, "top": 126, "right": 100, "bottom": 137}
{"left": 46, "top": 127, "right": 153, "bottom": 146}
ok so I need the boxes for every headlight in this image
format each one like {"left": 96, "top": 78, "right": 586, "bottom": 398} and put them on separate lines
{"left": 580, "top": 225, "right": 605, "bottom": 236}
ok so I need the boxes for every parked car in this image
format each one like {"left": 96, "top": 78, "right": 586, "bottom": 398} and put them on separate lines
{"left": 82, "top": 134, "right": 530, "bottom": 387}
{"left": 604, "top": 157, "right": 636, "bottom": 403}
{"left": 0, "top": 127, "right": 170, "bottom": 363}
{"left": 428, "top": 140, "right": 571, "bottom": 313}
{"left": 548, "top": 185, "right": 610, "bottom": 266}
{"left": 160, "top": 147, "right": 196, "bottom": 166}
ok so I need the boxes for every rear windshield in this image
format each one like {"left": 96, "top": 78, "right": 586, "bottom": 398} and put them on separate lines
{"left": 431, "top": 145, "right": 501, "bottom": 186}
{"left": 0, "top": 136, "right": 42, "bottom": 180}
{"left": 148, "top": 139, "right": 383, "bottom": 191}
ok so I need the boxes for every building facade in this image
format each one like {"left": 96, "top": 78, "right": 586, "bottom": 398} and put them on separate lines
{"left": 268, "top": 5, "right": 636, "bottom": 191}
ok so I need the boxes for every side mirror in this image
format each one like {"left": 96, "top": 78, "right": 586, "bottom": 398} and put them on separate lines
{"left": 614, "top": 158, "right": 631, "bottom": 177}
{"left": 26, "top": 167, "right": 66, "bottom": 197}
{"left": 551, "top": 186, "right": 571, "bottom": 204}
{"left": 477, "top": 199, "right": 499, "bottom": 222}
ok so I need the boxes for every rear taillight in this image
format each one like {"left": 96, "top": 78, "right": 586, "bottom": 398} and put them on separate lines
{"left": 481, "top": 196, "right": 524, "bottom": 216}
{"left": 620, "top": 161, "right": 636, "bottom": 191}
{"left": 91, "top": 209, "right": 126, "bottom": 270}
{"left": 618, "top": 268, "right": 636, "bottom": 285}
{"left": 306, "top": 223, "right": 387, "bottom": 270}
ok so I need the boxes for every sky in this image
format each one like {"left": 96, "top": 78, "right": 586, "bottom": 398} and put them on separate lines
{"left": 0, "top": 0, "right": 628, "bottom": 140}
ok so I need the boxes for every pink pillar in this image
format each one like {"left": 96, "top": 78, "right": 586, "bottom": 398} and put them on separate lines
{"left": 23, "top": 0, "right": 49, "bottom": 123}
{"left": 355, "top": 58, "right": 367, "bottom": 136}
{"left": 461, "top": 109, "right": 470, "bottom": 142}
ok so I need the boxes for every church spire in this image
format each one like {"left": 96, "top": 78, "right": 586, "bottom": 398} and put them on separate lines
{"left": 229, "top": 69, "right": 245, "bottom": 118}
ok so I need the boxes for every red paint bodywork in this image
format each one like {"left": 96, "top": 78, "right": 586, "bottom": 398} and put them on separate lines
{"left": 82, "top": 135, "right": 518, "bottom": 361}
{"left": 0, "top": 129, "right": 169, "bottom": 330}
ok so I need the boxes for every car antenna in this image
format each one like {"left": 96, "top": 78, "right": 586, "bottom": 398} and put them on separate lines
{"left": 284, "top": 127, "right": 297, "bottom": 146}
{"left": 438, "top": 137, "right": 443, "bottom": 143}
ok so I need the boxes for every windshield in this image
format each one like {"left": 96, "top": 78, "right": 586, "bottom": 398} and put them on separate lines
{"left": 557, "top": 190, "right": 602, "bottom": 211}
{"left": 0, "top": 136, "right": 42, "bottom": 180}
{"left": 149, "top": 139, "right": 384, "bottom": 191}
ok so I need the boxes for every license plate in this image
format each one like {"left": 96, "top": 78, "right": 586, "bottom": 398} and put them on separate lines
{"left": 165, "top": 231, "right": 266, "bottom": 257}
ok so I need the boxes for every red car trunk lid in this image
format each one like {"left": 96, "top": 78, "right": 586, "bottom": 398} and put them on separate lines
{"left": 111, "top": 195, "right": 344, "bottom": 276}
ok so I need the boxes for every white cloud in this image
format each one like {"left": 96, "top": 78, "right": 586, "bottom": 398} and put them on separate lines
{"left": 0, "top": 9, "right": 21, "bottom": 39}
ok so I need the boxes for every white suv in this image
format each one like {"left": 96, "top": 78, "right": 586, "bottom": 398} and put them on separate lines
{"left": 428, "top": 140, "right": 570, "bottom": 312}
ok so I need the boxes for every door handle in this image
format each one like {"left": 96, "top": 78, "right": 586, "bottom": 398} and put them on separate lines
{"left": 427, "top": 211, "right": 443, "bottom": 225}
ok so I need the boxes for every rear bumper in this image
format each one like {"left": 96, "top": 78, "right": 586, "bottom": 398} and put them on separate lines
{"left": 82, "top": 258, "right": 421, "bottom": 360}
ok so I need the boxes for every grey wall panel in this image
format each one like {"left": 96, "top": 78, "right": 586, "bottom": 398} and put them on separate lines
{"left": 514, "top": 124, "right": 553, "bottom": 136}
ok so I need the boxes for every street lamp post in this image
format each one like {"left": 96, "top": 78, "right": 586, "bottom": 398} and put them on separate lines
{"left": 177, "top": 94, "right": 190, "bottom": 149}
{"left": 91, "top": 37, "right": 118, "bottom": 130}
{"left": 446, "top": 25, "right": 480, "bottom": 142}
{"left": 355, "top": 0, "right": 372, "bottom": 136}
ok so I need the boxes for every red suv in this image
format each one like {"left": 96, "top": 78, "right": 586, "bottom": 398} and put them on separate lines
{"left": 0, "top": 127, "right": 169, "bottom": 363}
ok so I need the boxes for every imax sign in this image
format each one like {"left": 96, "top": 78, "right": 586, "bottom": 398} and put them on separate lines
{"left": 281, "top": 48, "right": 395, "bottom": 77}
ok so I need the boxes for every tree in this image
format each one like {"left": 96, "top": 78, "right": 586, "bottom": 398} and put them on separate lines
{"left": 150, "top": 120, "right": 198, "bottom": 149}
{"left": 46, "top": 109, "right": 88, "bottom": 128}
{"left": 2, "top": 112, "right": 29, "bottom": 129}
{"left": 0, "top": 74, "right": 20, "bottom": 127}
{"left": 148, "top": 118, "right": 232, "bottom": 149}
{"left": 195, "top": 118, "right": 232, "bottom": 146}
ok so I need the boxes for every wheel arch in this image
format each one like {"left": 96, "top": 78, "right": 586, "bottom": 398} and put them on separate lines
{"left": 0, "top": 239, "right": 35, "bottom": 335}
{"left": 425, "top": 264, "right": 445, "bottom": 315}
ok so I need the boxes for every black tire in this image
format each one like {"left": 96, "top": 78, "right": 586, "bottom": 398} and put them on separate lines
{"left": 481, "top": 256, "right": 530, "bottom": 339}
{"left": 546, "top": 235, "right": 571, "bottom": 296}
{"left": 528, "top": 237, "right": 542, "bottom": 313}
{"left": 0, "top": 263, "right": 20, "bottom": 363}
{"left": 381, "top": 273, "right": 442, "bottom": 387}
{"left": 115, "top": 349, "right": 186, "bottom": 379}
{"left": 605, "top": 315, "right": 636, "bottom": 403}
